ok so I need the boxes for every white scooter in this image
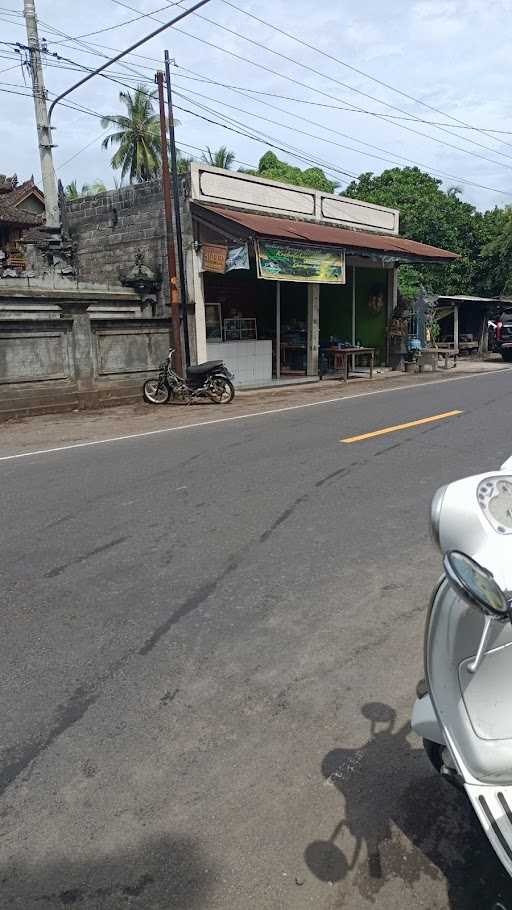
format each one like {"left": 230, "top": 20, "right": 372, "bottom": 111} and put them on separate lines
{"left": 412, "top": 456, "right": 512, "bottom": 877}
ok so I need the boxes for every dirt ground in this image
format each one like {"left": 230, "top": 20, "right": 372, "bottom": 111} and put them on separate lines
{"left": 1, "top": 359, "right": 509, "bottom": 458}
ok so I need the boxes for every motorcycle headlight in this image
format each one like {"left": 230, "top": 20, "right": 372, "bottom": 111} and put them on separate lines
{"left": 430, "top": 484, "right": 448, "bottom": 550}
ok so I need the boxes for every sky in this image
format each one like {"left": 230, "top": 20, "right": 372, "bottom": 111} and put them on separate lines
{"left": 2, "top": 0, "right": 512, "bottom": 211}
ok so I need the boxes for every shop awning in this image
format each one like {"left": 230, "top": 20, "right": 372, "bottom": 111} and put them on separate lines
{"left": 192, "top": 203, "right": 458, "bottom": 264}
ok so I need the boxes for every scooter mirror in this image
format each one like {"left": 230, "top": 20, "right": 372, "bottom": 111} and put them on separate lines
{"left": 443, "top": 550, "right": 509, "bottom": 618}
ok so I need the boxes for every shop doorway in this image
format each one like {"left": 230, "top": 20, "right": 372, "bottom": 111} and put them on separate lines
{"left": 278, "top": 282, "right": 308, "bottom": 377}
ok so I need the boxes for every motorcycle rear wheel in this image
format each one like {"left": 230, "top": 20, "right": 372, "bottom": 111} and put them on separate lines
{"left": 143, "top": 378, "right": 170, "bottom": 405}
{"left": 208, "top": 376, "right": 235, "bottom": 404}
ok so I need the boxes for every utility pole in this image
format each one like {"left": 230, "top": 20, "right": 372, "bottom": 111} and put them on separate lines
{"left": 23, "top": 0, "right": 59, "bottom": 229}
{"left": 155, "top": 70, "right": 183, "bottom": 376}
{"left": 164, "top": 51, "right": 191, "bottom": 367}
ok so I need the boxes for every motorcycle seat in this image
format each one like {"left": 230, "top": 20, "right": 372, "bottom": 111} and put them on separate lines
{"left": 186, "top": 360, "right": 224, "bottom": 377}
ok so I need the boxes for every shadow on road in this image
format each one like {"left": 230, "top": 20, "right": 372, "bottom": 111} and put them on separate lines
{"left": 1, "top": 834, "right": 213, "bottom": 910}
{"left": 305, "top": 702, "right": 512, "bottom": 909}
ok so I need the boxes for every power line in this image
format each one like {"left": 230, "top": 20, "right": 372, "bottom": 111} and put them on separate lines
{"left": 174, "top": 72, "right": 512, "bottom": 182}
{"left": 0, "top": 59, "right": 352, "bottom": 185}
{"left": 159, "top": 0, "right": 512, "bottom": 162}
{"left": 42, "top": 39, "right": 512, "bottom": 191}
{"left": 111, "top": 0, "right": 512, "bottom": 172}
{"left": 167, "top": 70, "right": 512, "bottom": 137}
{"left": 57, "top": 130, "right": 109, "bottom": 169}
{"left": 6, "top": 11, "right": 512, "bottom": 199}
{"left": 218, "top": 0, "right": 512, "bottom": 148}
{"left": 174, "top": 89, "right": 512, "bottom": 197}
{"left": 49, "top": 3, "right": 180, "bottom": 45}
{"left": 174, "top": 102, "right": 355, "bottom": 181}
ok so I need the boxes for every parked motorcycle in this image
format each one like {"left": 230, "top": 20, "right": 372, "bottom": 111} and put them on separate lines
{"left": 412, "top": 456, "right": 512, "bottom": 877}
{"left": 143, "top": 349, "right": 235, "bottom": 405}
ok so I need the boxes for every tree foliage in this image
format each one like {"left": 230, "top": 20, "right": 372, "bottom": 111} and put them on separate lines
{"left": 248, "top": 152, "right": 338, "bottom": 193}
{"left": 101, "top": 85, "right": 161, "bottom": 184}
{"left": 474, "top": 207, "right": 512, "bottom": 296}
{"left": 202, "top": 145, "right": 235, "bottom": 169}
{"left": 65, "top": 179, "right": 107, "bottom": 199}
{"left": 343, "top": 167, "right": 483, "bottom": 300}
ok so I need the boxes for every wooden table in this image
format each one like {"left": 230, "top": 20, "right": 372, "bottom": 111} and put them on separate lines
{"left": 321, "top": 346, "right": 375, "bottom": 382}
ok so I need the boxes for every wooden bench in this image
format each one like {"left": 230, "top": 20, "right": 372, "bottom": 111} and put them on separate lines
{"left": 417, "top": 350, "right": 438, "bottom": 372}
{"left": 434, "top": 343, "right": 458, "bottom": 369}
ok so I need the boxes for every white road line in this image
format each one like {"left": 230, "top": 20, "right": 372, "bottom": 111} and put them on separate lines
{"left": 0, "top": 369, "right": 510, "bottom": 464}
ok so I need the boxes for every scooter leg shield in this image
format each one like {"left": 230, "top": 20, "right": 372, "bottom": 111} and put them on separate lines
{"left": 412, "top": 694, "right": 445, "bottom": 744}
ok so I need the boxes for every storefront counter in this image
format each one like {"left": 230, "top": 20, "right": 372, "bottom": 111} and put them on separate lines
{"left": 206, "top": 340, "right": 272, "bottom": 387}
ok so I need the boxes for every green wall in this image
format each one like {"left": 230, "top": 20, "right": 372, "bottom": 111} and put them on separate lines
{"left": 320, "top": 270, "right": 353, "bottom": 341}
{"left": 320, "top": 267, "right": 388, "bottom": 363}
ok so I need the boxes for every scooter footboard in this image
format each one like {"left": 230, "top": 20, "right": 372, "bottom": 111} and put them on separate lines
{"left": 466, "top": 782, "right": 512, "bottom": 875}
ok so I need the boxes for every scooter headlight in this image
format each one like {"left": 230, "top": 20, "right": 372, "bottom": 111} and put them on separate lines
{"left": 430, "top": 484, "right": 448, "bottom": 550}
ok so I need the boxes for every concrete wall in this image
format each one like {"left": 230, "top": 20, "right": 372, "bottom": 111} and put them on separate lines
{"left": 0, "top": 290, "right": 171, "bottom": 418}
{"left": 65, "top": 181, "right": 167, "bottom": 311}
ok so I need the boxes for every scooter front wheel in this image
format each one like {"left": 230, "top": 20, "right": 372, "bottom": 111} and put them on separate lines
{"left": 143, "top": 379, "right": 170, "bottom": 405}
{"left": 423, "top": 738, "right": 443, "bottom": 774}
{"left": 423, "top": 739, "right": 464, "bottom": 790}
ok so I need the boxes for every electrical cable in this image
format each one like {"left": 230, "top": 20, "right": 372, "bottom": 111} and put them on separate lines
{"left": 109, "top": 0, "right": 512, "bottom": 170}
{"left": 6, "top": 9, "right": 512, "bottom": 198}
{"left": 173, "top": 77, "right": 512, "bottom": 180}
{"left": 173, "top": 91, "right": 512, "bottom": 197}
{"left": 159, "top": 0, "right": 512, "bottom": 161}
{"left": 217, "top": 0, "right": 512, "bottom": 146}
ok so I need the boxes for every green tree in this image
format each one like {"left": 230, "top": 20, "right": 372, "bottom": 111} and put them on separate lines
{"left": 176, "top": 150, "right": 194, "bottom": 175}
{"left": 202, "top": 145, "right": 235, "bottom": 169}
{"left": 101, "top": 85, "right": 161, "bottom": 183}
{"left": 254, "top": 151, "right": 338, "bottom": 193}
{"left": 343, "top": 167, "right": 481, "bottom": 300}
{"left": 476, "top": 206, "right": 512, "bottom": 296}
{"left": 65, "top": 179, "right": 108, "bottom": 199}
{"left": 64, "top": 180, "right": 80, "bottom": 200}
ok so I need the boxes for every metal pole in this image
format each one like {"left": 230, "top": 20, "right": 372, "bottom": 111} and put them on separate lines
{"left": 164, "top": 50, "right": 191, "bottom": 366}
{"left": 23, "top": 0, "right": 59, "bottom": 228}
{"left": 275, "top": 281, "right": 281, "bottom": 381}
{"left": 155, "top": 70, "right": 183, "bottom": 376}
{"left": 351, "top": 265, "right": 356, "bottom": 373}
{"left": 47, "top": 0, "right": 212, "bottom": 127}
{"left": 351, "top": 265, "right": 356, "bottom": 345}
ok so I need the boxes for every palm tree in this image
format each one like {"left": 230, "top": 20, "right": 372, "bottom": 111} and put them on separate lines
{"left": 86, "top": 178, "right": 108, "bottom": 195}
{"left": 101, "top": 85, "right": 161, "bottom": 183}
{"left": 202, "top": 145, "right": 235, "bottom": 170}
{"left": 65, "top": 180, "right": 80, "bottom": 200}
{"left": 65, "top": 178, "right": 108, "bottom": 199}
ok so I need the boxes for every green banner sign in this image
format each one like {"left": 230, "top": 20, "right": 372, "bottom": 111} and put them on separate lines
{"left": 256, "top": 240, "right": 345, "bottom": 284}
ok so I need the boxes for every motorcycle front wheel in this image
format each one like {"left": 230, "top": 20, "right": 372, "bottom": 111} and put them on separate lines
{"left": 143, "top": 378, "right": 170, "bottom": 405}
{"left": 208, "top": 376, "right": 235, "bottom": 404}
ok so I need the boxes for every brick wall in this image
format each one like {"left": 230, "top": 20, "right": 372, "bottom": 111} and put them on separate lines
{"left": 65, "top": 180, "right": 168, "bottom": 313}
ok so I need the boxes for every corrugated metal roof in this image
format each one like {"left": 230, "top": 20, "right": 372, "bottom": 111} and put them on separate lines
{"left": 193, "top": 203, "right": 458, "bottom": 263}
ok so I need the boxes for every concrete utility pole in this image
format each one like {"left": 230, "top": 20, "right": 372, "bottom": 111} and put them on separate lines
{"left": 23, "top": 0, "right": 60, "bottom": 229}
{"left": 155, "top": 70, "right": 184, "bottom": 375}
{"left": 164, "top": 50, "right": 191, "bottom": 367}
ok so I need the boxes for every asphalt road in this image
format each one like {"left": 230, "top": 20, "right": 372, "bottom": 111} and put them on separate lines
{"left": 2, "top": 370, "right": 512, "bottom": 910}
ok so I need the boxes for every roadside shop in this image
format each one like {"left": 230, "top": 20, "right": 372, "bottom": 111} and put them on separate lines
{"left": 185, "top": 164, "right": 457, "bottom": 387}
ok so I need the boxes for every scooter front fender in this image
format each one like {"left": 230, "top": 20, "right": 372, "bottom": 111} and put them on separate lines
{"left": 411, "top": 693, "right": 445, "bottom": 745}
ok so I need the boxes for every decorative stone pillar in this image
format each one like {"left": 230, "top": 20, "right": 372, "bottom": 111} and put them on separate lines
{"left": 59, "top": 300, "right": 95, "bottom": 406}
